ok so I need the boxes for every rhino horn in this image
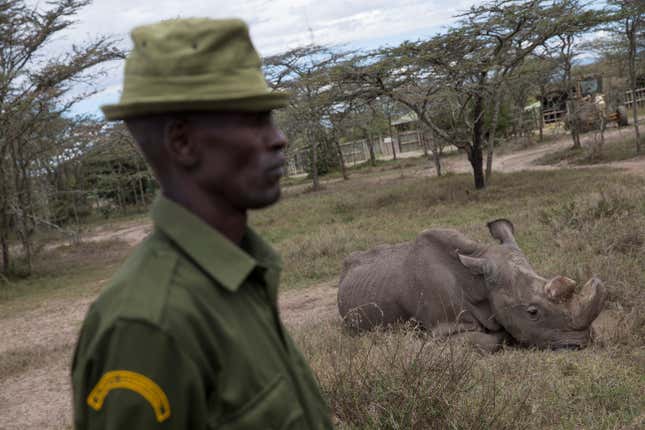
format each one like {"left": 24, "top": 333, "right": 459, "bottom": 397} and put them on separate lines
{"left": 544, "top": 276, "right": 577, "bottom": 302}
{"left": 487, "top": 219, "right": 518, "bottom": 248}
{"left": 570, "top": 278, "right": 607, "bottom": 330}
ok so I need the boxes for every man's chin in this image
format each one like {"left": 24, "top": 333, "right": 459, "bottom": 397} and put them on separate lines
{"left": 245, "top": 187, "right": 281, "bottom": 210}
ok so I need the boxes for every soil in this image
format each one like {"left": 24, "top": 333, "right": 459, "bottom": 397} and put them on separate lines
{"left": 1, "top": 128, "right": 643, "bottom": 429}
{"left": 439, "top": 125, "right": 645, "bottom": 177}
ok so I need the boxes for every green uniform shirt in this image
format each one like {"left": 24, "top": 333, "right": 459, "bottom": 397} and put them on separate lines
{"left": 72, "top": 196, "right": 333, "bottom": 429}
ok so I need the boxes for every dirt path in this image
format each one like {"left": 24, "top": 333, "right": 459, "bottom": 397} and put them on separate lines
{"left": 0, "top": 296, "right": 96, "bottom": 430}
{"left": 439, "top": 126, "right": 645, "bottom": 176}
{"left": 1, "top": 128, "right": 644, "bottom": 429}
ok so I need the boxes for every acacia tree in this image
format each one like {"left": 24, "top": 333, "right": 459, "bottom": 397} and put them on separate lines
{"left": 0, "top": 0, "right": 122, "bottom": 274}
{"left": 340, "top": 43, "right": 448, "bottom": 177}
{"left": 346, "top": 0, "right": 593, "bottom": 189}
{"left": 452, "top": 0, "right": 606, "bottom": 183}
{"left": 265, "top": 46, "right": 350, "bottom": 190}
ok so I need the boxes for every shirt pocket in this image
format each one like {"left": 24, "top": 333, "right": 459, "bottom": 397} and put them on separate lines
{"left": 213, "top": 376, "right": 306, "bottom": 430}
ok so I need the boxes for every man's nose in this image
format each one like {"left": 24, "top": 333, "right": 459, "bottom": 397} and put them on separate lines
{"left": 268, "top": 126, "right": 288, "bottom": 151}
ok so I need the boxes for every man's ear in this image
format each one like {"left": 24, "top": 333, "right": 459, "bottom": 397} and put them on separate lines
{"left": 166, "top": 119, "right": 200, "bottom": 168}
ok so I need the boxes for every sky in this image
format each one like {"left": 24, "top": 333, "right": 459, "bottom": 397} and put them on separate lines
{"left": 53, "top": 0, "right": 484, "bottom": 116}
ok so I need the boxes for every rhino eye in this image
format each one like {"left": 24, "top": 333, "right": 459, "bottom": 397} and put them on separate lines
{"left": 526, "top": 305, "right": 540, "bottom": 320}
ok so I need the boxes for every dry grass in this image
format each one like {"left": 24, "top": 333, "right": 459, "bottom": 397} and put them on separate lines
{"left": 293, "top": 322, "right": 644, "bottom": 430}
{"left": 254, "top": 168, "right": 645, "bottom": 292}
{"left": 0, "top": 342, "right": 71, "bottom": 381}
{"left": 0, "top": 239, "right": 129, "bottom": 307}
{"left": 2, "top": 161, "right": 644, "bottom": 429}
{"left": 534, "top": 135, "right": 644, "bottom": 166}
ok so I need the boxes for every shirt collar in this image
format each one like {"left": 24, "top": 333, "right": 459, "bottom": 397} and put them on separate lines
{"left": 151, "top": 195, "right": 282, "bottom": 293}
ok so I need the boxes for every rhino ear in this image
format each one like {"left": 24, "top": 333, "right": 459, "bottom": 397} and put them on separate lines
{"left": 457, "top": 253, "right": 489, "bottom": 276}
{"left": 487, "top": 219, "right": 518, "bottom": 247}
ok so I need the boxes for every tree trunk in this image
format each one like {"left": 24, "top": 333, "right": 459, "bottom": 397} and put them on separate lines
{"left": 486, "top": 90, "right": 502, "bottom": 182}
{"left": 419, "top": 129, "right": 428, "bottom": 157}
{"left": 309, "top": 130, "right": 320, "bottom": 191}
{"left": 1, "top": 234, "right": 8, "bottom": 275}
{"left": 395, "top": 127, "right": 402, "bottom": 156}
{"left": 431, "top": 140, "right": 442, "bottom": 177}
{"left": 469, "top": 146, "right": 486, "bottom": 189}
{"left": 0, "top": 172, "right": 10, "bottom": 274}
{"left": 387, "top": 115, "right": 397, "bottom": 160}
{"left": 470, "top": 73, "right": 487, "bottom": 190}
{"left": 138, "top": 175, "right": 146, "bottom": 206}
{"left": 334, "top": 139, "right": 348, "bottom": 180}
{"left": 472, "top": 84, "right": 487, "bottom": 190}
{"left": 311, "top": 145, "right": 319, "bottom": 190}
{"left": 0, "top": 204, "right": 9, "bottom": 274}
{"left": 599, "top": 113, "right": 605, "bottom": 158}
{"left": 567, "top": 99, "right": 581, "bottom": 149}
{"left": 366, "top": 131, "right": 376, "bottom": 167}
{"left": 627, "top": 17, "right": 641, "bottom": 154}
{"left": 539, "top": 84, "right": 545, "bottom": 142}
{"left": 11, "top": 141, "right": 35, "bottom": 274}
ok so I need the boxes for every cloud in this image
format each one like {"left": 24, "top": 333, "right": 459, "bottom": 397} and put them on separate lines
{"left": 57, "top": 0, "right": 482, "bottom": 115}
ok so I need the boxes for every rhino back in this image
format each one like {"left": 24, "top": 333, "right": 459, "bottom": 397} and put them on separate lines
{"left": 338, "top": 242, "right": 412, "bottom": 329}
{"left": 401, "top": 229, "right": 500, "bottom": 331}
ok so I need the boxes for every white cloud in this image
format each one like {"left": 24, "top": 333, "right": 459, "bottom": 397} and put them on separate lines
{"left": 53, "top": 0, "right": 483, "bottom": 115}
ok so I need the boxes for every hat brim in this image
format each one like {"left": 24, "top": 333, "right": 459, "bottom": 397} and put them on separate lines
{"left": 101, "top": 92, "right": 290, "bottom": 121}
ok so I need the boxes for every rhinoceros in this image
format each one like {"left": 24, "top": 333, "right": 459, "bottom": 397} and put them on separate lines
{"left": 337, "top": 219, "right": 606, "bottom": 350}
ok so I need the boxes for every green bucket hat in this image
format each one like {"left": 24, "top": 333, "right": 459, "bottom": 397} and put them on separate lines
{"left": 101, "top": 18, "right": 289, "bottom": 120}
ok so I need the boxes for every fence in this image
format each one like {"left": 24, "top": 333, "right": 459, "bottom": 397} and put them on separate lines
{"left": 543, "top": 108, "right": 566, "bottom": 124}
{"left": 397, "top": 130, "right": 425, "bottom": 153}
{"left": 286, "top": 149, "right": 309, "bottom": 176}
{"left": 624, "top": 87, "right": 645, "bottom": 109}
{"left": 286, "top": 132, "right": 433, "bottom": 176}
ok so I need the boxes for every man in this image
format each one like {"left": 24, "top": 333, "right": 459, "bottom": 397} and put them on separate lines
{"left": 71, "top": 18, "right": 333, "bottom": 429}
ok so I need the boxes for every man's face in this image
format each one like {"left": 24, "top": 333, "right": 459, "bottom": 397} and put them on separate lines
{"left": 187, "top": 111, "right": 287, "bottom": 210}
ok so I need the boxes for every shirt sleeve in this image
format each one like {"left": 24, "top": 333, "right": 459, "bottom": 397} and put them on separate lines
{"left": 72, "top": 319, "right": 208, "bottom": 430}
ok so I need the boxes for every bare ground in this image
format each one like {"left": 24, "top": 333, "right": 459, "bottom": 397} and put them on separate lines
{"left": 1, "top": 129, "right": 643, "bottom": 429}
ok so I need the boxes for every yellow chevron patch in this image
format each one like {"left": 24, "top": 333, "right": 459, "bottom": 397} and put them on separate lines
{"left": 87, "top": 370, "right": 171, "bottom": 423}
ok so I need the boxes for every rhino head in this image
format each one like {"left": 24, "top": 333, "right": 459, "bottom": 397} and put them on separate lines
{"left": 457, "top": 219, "right": 606, "bottom": 349}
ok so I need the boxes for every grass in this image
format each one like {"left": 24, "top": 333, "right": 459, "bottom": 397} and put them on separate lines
{"left": 253, "top": 168, "right": 645, "bottom": 293}
{"left": 0, "top": 239, "right": 129, "bottom": 314}
{"left": 294, "top": 323, "right": 644, "bottom": 429}
{"left": 250, "top": 166, "right": 645, "bottom": 429}
{"left": 2, "top": 160, "right": 645, "bottom": 429}
{"left": 280, "top": 153, "right": 434, "bottom": 188}
{"left": 535, "top": 135, "right": 644, "bottom": 166}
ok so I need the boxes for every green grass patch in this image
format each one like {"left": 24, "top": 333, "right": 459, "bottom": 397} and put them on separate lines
{"left": 0, "top": 239, "right": 130, "bottom": 315}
